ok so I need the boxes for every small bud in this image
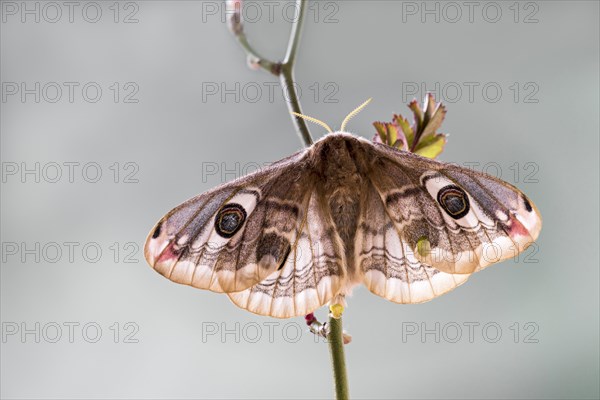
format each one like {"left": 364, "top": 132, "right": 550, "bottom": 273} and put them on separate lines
{"left": 305, "top": 313, "right": 316, "bottom": 326}
{"left": 226, "top": 0, "right": 243, "bottom": 36}
{"left": 246, "top": 55, "right": 261, "bottom": 70}
{"left": 329, "top": 304, "right": 344, "bottom": 319}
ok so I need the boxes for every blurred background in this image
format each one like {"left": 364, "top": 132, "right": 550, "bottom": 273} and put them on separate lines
{"left": 1, "top": 1, "right": 599, "bottom": 399}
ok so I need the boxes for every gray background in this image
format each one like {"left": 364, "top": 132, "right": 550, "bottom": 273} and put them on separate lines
{"left": 1, "top": 1, "right": 599, "bottom": 399}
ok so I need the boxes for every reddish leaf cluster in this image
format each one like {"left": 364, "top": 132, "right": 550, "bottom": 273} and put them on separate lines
{"left": 373, "top": 94, "right": 447, "bottom": 159}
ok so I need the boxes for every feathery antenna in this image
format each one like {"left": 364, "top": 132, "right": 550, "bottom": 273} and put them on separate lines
{"left": 290, "top": 98, "right": 372, "bottom": 135}
{"left": 291, "top": 112, "right": 333, "bottom": 134}
{"left": 340, "top": 98, "right": 372, "bottom": 132}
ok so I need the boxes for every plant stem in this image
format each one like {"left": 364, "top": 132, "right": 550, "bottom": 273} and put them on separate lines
{"left": 328, "top": 315, "right": 349, "bottom": 400}
{"left": 277, "top": 0, "right": 313, "bottom": 146}
{"left": 236, "top": 35, "right": 280, "bottom": 75}
{"left": 279, "top": 0, "right": 312, "bottom": 145}
{"left": 230, "top": 0, "right": 312, "bottom": 146}
{"left": 230, "top": 2, "right": 348, "bottom": 398}
{"left": 280, "top": 65, "right": 313, "bottom": 146}
{"left": 282, "top": 0, "right": 304, "bottom": 67}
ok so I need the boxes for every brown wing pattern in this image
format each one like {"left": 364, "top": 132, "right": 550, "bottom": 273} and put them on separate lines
{"left": 361, "top": 140, "right": 542, "bottom": 275}
{"left": 228, "top": 189, "right": 345, "bottom": 318}
{"left": 145, "top": 151, "right": 314, "bottom": 294}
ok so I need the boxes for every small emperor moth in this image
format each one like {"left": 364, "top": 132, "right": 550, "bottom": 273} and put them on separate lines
{"left": 144, "top": 103, "right": 542, "bottom": 318}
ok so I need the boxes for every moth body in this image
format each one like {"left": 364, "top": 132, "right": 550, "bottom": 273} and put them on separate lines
{"left": 309, "top": 133, "right": 366, "bottom": 289}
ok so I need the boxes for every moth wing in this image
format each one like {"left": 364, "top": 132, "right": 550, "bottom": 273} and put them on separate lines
{"left": 228, "top": 189, "right": 346, "bottom": 318}
{"left": 357, "top": 179, "right": 471, "bottom": 303}
{"left": 363, "top": 140, "right": 542, "bottom": 275}
{"left": 144, "top": 150, "right": 317, "bottom": 293}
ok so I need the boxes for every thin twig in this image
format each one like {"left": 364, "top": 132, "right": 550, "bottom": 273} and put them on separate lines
{"left": 237, "top": 35, "right": 281, "bottom": 76}
{"left": 279, "top": 0, "right": 313, "bottom": 145}
{"left": 280, "top": 66, "right": 313, "bottom": 146}
{"left": 229, "top": 0, "right": 313, "bottom": 146}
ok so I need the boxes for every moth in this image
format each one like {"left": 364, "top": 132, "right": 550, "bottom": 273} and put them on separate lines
{"left": 144, "top": 102, "right": 542, "bottom": 319}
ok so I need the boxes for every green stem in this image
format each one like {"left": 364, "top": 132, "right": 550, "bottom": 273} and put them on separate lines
{"left": 328, "top": 315, "right": 349, "bottom": 400}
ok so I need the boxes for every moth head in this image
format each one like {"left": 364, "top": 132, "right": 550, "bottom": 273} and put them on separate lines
{"left": 291, "top": 98, "right": 372, "bottom": 135}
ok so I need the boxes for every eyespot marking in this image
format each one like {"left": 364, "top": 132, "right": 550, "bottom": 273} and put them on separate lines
{"left": 437, "top": 185, "right": 470, "bottom": 219}
{"left": 522, "top": 194, "right": 533, "bottom": 212}
{"left": 215, "top": 203, "right": 247, "bottom": 238}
